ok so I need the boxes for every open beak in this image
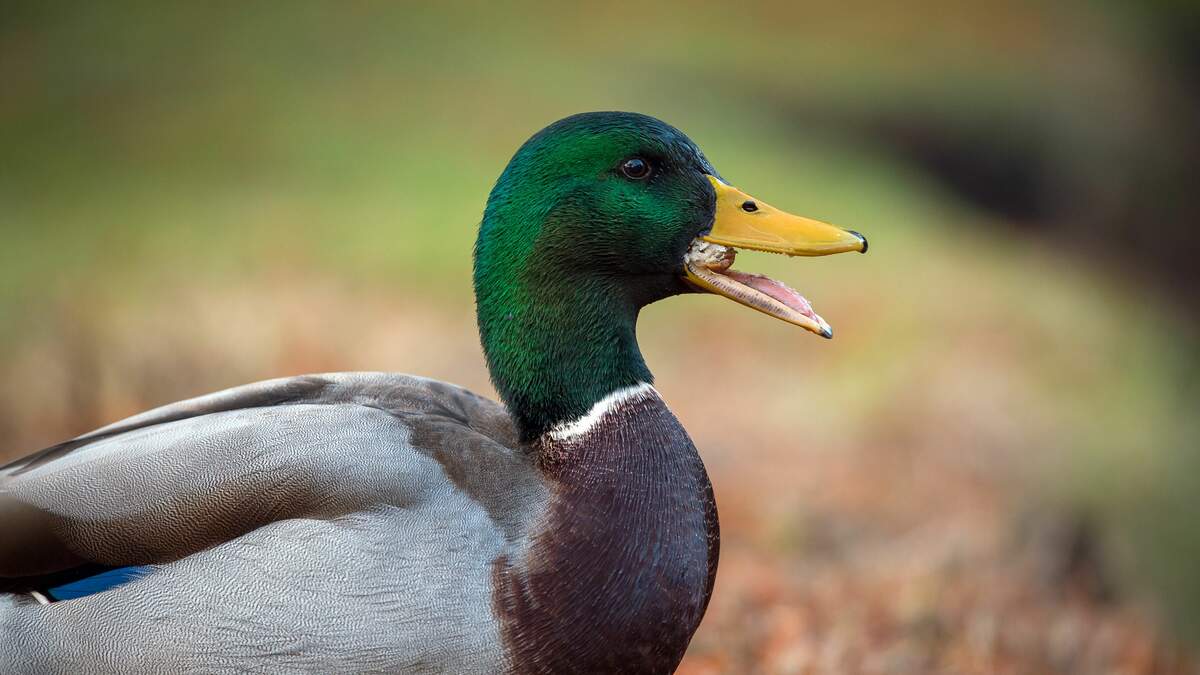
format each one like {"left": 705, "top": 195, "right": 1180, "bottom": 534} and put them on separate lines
{"left": 684, "top": 175, "right": 867, "bottom": 338}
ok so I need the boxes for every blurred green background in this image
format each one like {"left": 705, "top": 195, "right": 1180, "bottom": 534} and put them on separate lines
{"left": 2, "top": 2, "right": 1199, "bottom": 672}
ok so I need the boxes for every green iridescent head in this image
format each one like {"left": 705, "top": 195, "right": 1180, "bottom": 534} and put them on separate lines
{"left": 474, "top": 112, "right": 867, "bottom": 440}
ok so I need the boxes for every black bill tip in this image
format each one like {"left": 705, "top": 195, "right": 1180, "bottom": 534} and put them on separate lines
{"left": 848, "top": 230, "right": 868, "bottom": 254}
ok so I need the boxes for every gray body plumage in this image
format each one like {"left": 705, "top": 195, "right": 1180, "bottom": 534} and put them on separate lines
{"left": 1, "top": 373, "right": 551, "bottom": 673}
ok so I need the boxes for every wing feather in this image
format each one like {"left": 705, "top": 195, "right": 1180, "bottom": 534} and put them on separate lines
{"left": 0, "top": 372, "right": 518, "bottom": 589}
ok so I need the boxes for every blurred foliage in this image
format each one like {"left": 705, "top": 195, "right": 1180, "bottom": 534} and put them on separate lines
{"left": 1, "top": 1, "right": 1198, "bottom": 671}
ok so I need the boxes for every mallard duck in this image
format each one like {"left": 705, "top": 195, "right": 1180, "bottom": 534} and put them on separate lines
{"left": 0, "top": 112, "right": 866, "bottom": 674}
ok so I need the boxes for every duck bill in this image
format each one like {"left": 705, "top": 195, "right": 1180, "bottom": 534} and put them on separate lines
{"left": 683, "top": 175, "right": 867, "bottom": 338}
{"left": 702, "top": 176, "right": 867, "bottom": 256}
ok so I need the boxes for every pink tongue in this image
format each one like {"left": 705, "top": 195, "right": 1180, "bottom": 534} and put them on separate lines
{"left": 723, "top": 269, "right": 818, "bottom": 321}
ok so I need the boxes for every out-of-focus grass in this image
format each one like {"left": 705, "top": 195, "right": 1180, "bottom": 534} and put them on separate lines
{"left": 2, "top": 0, "right": 1159, "bottom": 311}
{"left": 2, "top": 1, "right": 1199, "bottom": 671}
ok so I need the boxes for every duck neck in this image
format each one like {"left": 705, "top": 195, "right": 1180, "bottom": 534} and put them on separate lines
{"left": 475, "top": 273, "right": 655, "bottom": 443}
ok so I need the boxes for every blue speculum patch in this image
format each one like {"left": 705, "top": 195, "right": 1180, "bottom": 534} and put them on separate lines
{"left": 46, "top": 565, "right": 150, "bottom": 601}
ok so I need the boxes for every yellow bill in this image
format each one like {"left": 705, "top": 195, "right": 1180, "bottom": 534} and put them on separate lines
{"left": 683, "top": 175, "right": 867, "bottom": 338}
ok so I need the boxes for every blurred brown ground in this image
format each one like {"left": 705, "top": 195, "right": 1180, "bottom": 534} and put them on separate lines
{"left": 1, "top": 277, "right": 1193, "bottom": 675}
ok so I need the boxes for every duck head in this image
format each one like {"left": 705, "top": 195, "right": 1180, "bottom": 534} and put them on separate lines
{"left": 475, "top": 112, "right": 866, "bottom": 441}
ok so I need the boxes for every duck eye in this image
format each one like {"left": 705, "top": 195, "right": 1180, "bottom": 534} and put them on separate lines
{"left": 620, "top": 157, "right": 651, "bottom": 180}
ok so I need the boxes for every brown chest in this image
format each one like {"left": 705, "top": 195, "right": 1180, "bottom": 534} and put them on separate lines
{"left": 491, "top": 393, "right": 719, "bottom": 675}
